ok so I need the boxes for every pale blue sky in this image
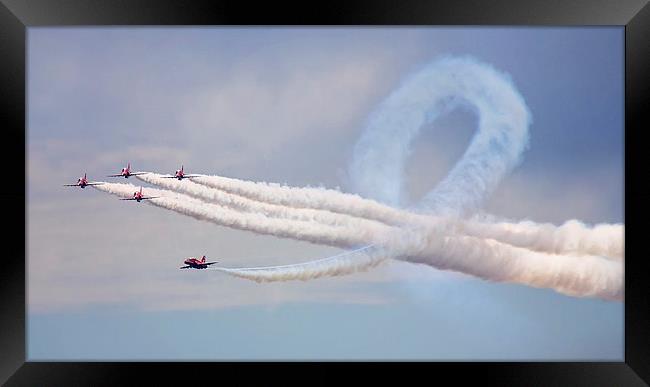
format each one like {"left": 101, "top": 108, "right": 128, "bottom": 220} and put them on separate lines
{"left": 28, "top": 27, "right": 623, "bottom": 360}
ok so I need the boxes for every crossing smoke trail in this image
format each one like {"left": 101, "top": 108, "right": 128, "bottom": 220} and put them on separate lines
{"left": 196, "top": 56, "right": 622, "bottom": 299}
{"left": 92, "top": 55, "right": 623, "bottom": 300}
{"left": 190, "top": 174, "right": 623, "bottom": 260}
{"left": 138, "top": 173, "right": 622, "bottom": 260}
{"left": 213, "top": 221, "right": 622, "bottom": 300}
{"left": 93, "top": 181, "right": 623, "bottom": 300}
{"left": 186, "top": 56, "right": 621, "bottom": 259}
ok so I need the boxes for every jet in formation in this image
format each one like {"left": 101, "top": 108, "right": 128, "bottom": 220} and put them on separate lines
{"left": 63, "top": 173, "right": 103, "bottom": 189}
{"left": 180, "top": 255, "right": 219, "bottom": 269}
{"left": 119, "top": 186, "right": 159, "bottom": 202}
{"left": 161, "top": 165, "right": 201, "bottom": 180}
{"left": 107, "top": 162, "right": 148, "bottom": 178}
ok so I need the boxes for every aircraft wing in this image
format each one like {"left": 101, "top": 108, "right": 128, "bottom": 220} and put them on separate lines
{"left": 204, "top": 261, "right": 219, "bottom": 266}
{"left": 179, "top": 265, "right": 191, "bottom": 269}
{"left": 130, "top": 172, "right": 148, "bottom": 176}
{"left": 184, "top": 175, "right": 202, "bottom": 178}
{"left": 159, "top": 176, "right": 177, "bottom": 179}
{"left": 119, "top": 198, "right": 137, "bottom": 200}
{"left": 140, "top": 196, "right": 160, "bottom": 200}
{"left": 63, "top": 182, "right": 103, "bottom": 186}
{"left": 107, "top": 174, "right": 124, "bottom": 177}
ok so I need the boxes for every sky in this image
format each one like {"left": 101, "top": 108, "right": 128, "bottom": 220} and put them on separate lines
{"left": 27, "top": 27, "right": 624, "bottom": 360}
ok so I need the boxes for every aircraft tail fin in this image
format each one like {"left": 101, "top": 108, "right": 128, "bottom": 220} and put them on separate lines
{"left": 201, "top": 255, "right": 206, "bottom": 263}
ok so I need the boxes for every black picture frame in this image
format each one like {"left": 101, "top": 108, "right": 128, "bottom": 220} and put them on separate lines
{"left": 2, "top": 0, "right": 648, "bottom": 385}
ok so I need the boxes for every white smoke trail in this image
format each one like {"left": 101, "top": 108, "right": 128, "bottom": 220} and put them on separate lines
{"left": 395, "top": 230, "right": 622, "bottom": 301}
{"left": 350, "top": 55, "right": 531, "bottom": 215}
{"left": 92, "top": 182, "right": 389, "bottom": 250}
{"left": 135, "top": 173, "right": 387, "bottom": 230}
{"left": 191, "top": 174, "right": 623, "bottom": 260}
{"left": 460, "top": 217, "right": 624, "bottom": 260}
{"left": 214, "top": 244, "right": 387, "bottom": 282}
{"left": 194, "top": 176, "right": 624, "bottom": 259}
{"left": 191, "top": 174, "right": 411, "bottom": 226}
{"left": 93, "top": 182, "right": 622, "bottom": 300}
{"left": 213, "top": 213, "right": 622, "bottom": 300}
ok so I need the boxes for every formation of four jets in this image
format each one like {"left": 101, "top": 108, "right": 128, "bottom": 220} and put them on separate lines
{"left": 64, "top": 163, "right": 200, "bottom": 198}
{"left": 64, "top": 163, "right": 217, "bottom": 270}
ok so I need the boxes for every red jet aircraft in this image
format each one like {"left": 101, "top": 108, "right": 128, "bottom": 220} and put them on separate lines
{"left": 108, "top": 163, "right": 147, "bottom": 178}
{"left": 161, "top": 165, "right": 200, "bottom": 180}
{"left": 119, "top": 187, "right": 159, "bottom": 202}
{"left": 63, "top": 173, "right": 103, "bottom": 189}
{"left": 180, "top": 255, "right": 218, "bottom": 269}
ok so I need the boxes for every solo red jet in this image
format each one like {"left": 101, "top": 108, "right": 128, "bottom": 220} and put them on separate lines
{"left": 108, "top": 163, "right": 147, "bottom": 178}
{"left": 63, "top": 173, "right": 103, "bottom": 189}
{"left": 180, "top": 255, "right": 218, "bottom": 269}
{"left": 161, "top": 165, "right": 200, "bottom": 180}
{"left": 119, "top": 187, "right": 159, "bottom": 202}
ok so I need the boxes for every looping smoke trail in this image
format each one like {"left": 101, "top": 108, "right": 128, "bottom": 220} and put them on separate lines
{"left": 350, "top": 56, "right": 531, "bottom": 215}
{"left": 90, "top": 55, "right": 624, "bottom": 300}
